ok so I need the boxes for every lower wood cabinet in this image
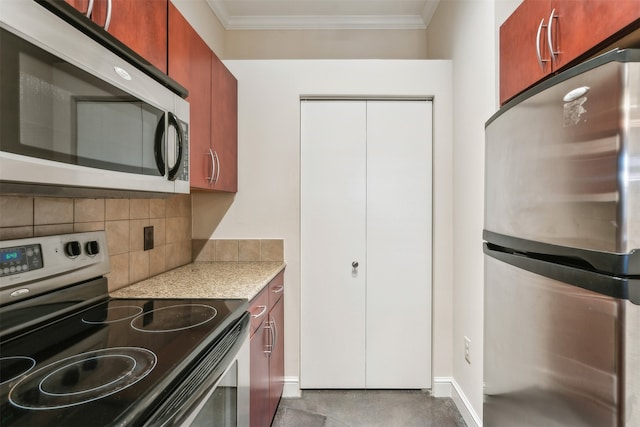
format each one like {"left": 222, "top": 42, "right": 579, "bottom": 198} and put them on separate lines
{"left": 249, "top": 271, "right": 284, "bottom": 427}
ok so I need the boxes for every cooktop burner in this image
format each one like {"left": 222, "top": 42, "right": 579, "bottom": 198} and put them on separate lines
{"left": 81, "top": 304, "right": 143, "bottom": 324}
{"left": 0, "top": 357, "right": 36, "bottom": 386}
{"left": 8, "top": 347, "right": 156, "bottom": 410}
{"left": 130, "top": 303, "right": 218, "bottom": 333}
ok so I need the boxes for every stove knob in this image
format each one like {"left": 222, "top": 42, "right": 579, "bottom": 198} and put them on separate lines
{"left": 65, "top": 241, "right": 82, "bottom": 258}
{"left": 86, "top": 241, "right": 100, "bottom": 256}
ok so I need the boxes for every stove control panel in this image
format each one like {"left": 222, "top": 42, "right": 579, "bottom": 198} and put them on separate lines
{"left": 0, "top": 244, "right": 43, "bottom": 277}
{"left": 0, "top": 231, "right": 110, "bottom": 303}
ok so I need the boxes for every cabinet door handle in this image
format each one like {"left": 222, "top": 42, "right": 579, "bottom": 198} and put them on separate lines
{"left": 272, "top": 285, "right": 284, "bottom": 294}
{"left": 103, "top": 0, "right": 112, "bottom": 30}
{"left": 251, "top": 305, "right": 267, "bottom": 319}
{"left": 272, "top": 318, "right": 278, "bottom": 354}
{"left": 264, "top": 321, "right": 273, "bottom": 355}
{"left": 547, "top": 8, "right": 559, "bottom": 62}
{"left": 213, "top": 150, "right": 220, "bottom": 183}
{"left": 207, "top": 148, "right": 216, "bottom": 184}
{"left": 535, "top": 18, "right": 549, "bottom": 70}
{"left": 86, "top": 0, "right": 94, "bottom": 17}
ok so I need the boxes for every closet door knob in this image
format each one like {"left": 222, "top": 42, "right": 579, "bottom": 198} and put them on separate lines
{"left": 352, "top": 261, "right": 359, "bottom": 268}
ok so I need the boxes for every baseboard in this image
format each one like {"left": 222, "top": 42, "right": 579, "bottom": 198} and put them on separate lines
{"left": 282, "top": 376, "right": 301, "bottom": 398}
{"left": 432, "top": 377, "right": 481, "bottom": 427}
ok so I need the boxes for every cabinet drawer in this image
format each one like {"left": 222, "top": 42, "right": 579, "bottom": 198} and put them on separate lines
{"left": 249, "top": 288, "right": 269, "bottom": 337}
{"left": 268, "top": 271, "right": 285, "bottom": 308}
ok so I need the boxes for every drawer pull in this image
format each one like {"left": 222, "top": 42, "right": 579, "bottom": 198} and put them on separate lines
{"left": 251, "top": 305, "right": 267, "bottom": 319}
{"left": 271, "top": 285, "right": 284, "bottom": 294}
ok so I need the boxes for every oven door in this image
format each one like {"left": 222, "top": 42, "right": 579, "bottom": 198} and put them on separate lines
{"left": 182, "top": 334, "right": 250, "bottom": 427}
{"left": 144, "top": 313, "right": 250, "bottom": 427}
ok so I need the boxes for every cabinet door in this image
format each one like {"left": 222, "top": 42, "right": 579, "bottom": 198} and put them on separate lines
{"left": 365, "top": 101, "right": 432, "bottom": 389}
{"left": 300, "top": 101, "right": 367, "bottom": 388}
{"left": 88, "top": 0, "right": 168, "bottom": 72}
{"left": 268, "top": 297, "right": 285, "bottom": 418}
{"left": 168, "top": 3, "right": 212, "bottom": 190}
{"left": 551, "top": 0, "right": 640, "bottom": 69}
{"left": 500, "top": 0, "right": 552, "bottom": 104}
{"left": 210, "top": 54, "right": 238, "bottom": 192}
{"left": 250, "top": 320, "right": 270, "bottom": 427}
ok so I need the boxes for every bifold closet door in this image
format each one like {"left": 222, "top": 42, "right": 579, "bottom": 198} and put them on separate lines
{"left": 365, "top": 100, "right": 432, "bottom": 388}
{"left": 300, "top": 99, "right": 432, "bottom": 389}
{"left": 300, "top": 100, "right": 367, "bottom": 388}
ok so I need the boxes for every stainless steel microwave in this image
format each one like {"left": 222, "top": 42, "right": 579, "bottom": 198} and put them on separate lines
{"left": 0, "top": 0, "right": 189, "bottom": 195}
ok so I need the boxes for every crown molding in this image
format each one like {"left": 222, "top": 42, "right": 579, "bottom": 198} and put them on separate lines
{"left": 205, "top": 1, "right": 430, "bottom": 31}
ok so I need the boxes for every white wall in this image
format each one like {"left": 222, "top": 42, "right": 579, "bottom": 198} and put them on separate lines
{"left": 170, "top": 0, "right": 226, "bottom": 57}
{"left": 426, "top": 0, "right": 522, "bottom": 424}
{"left": 192, "top": 60, "right": 453, "bottom": 393}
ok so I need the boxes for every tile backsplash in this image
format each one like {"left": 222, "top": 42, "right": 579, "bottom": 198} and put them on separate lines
{"left": 192, "top": 239, "right": 284, "bottom": 262}
{"left": 0, "top": 194, "right": 192, "bottom": 291}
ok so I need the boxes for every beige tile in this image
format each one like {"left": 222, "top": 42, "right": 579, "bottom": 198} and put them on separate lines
{"left": 129, "top": 250, "right": 150, "bottom": 283}
{"left": 34, "top": 224, "right": 74, "bottom": 237}
{"left": 75, "top": 199, "right": 105, "bottom": 223}
{"left": 0, "top": 196, "right": 33, "bottom": 227}
{"left": 105, "top": 220, "right": 130, "bottom": 255}
{"left": 149, "top": 218, "right": 166, "bottom": 246}
{"left": 192, "top": 239, "right": 215, "bottom": 262}
{"left": 130, "top": 199, "right": 150, "bottom": 220}
{"left": 165, "top": 243, "right": 182, "bottom": 270}
{"left": 149, "top": 245, "right": 166, "bottom": 277}
{"left": 215, "top": 240, "right": 239, "bottom": 261}
{"left": 130, "top": 219, "right": 150, "bottom": 252}
{"left": 34, "top": 198, "right": 73, "bottom": 225}
{"left": 149, "top": 198, "right": 166, "bottom": 219}
{"left": 166, "top": 216, "right": 190, "bottom": 244}
{"left": 261, "top": 239, "right": 284, "bottom": 261}
{"left": 239, "top": 240, "right": 261, "bottom": 261}
{"left": 105, "top": 199, "right": 130, "bottom": 221}
{"left": 0, "top": 226, "right": 33, "bottom": 240}
{"left": 166, "top": 194, "right": 191, "bottom": 218}
{"left": 74, "top": 222, "right": 105, "bottom": 233}
{"left": 176, "top": 240, "right": 192, "bottom": 267}
{"left": 107, "top": 253, "right": 129, "bottom": 291}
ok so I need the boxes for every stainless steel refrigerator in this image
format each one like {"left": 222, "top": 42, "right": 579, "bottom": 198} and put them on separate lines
{"left": 483, "top": 49, "right": 640, "bottom": 427}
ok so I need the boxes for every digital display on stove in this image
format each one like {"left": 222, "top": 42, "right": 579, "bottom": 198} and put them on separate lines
{"left": 1, "top": 249, "right": 23, "bottom": 263}
{"left": 0, "top": 244, "right": 42, "bottom": 276}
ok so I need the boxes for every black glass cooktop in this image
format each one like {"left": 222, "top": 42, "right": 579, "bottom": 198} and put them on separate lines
{"left": 0, "top": 297, "right": 247, "bottom": 426}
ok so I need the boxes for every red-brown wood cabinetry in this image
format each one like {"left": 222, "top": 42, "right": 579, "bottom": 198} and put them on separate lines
{"left": 249, "top": 271, "right": 285, "bottom": 427}
{"left": 210, "top": 53, "right": 239, "bottom": 192}
{"left": 500, "top": 0, "right": 640, "bottom": 104}
{"left": 64, "top": 0, "right": 167, "bottom": 72}
{"left": 167, "top": 4, "right": 238, "bottom": 192}
{"left": 167, "top": 3, "right": 212, "bottom": 190}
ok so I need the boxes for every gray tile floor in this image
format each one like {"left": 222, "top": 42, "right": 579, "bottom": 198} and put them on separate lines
{"left": 271, "top": 390, "right": 467, "bottom": 427}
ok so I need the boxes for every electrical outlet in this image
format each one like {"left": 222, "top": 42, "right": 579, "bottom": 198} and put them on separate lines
{"left": 464, "top": 336, "right": 471, "bottom": 364}
{"left": 144, "top": 226, "right": 154, "bottom": 251}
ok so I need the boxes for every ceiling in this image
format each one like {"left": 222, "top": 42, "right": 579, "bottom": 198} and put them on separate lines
{"left": 205, "top": 0, "right": 441, "bottom": 30}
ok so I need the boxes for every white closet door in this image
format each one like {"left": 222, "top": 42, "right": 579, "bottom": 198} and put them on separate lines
{"left": 300, "top": 101, "right": 367, "bottom": 388}
{"left": 365, "top": 100, "right": 433, "bottom": 388}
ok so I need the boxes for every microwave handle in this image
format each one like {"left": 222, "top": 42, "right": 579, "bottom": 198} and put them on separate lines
{"left": 154, "top": 112, "right": 185, "bottom": 181}
{"left": 167, "top": 112, "right": 184, "bottom": 181}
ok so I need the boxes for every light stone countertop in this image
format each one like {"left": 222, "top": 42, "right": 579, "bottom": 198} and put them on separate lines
{"left": 110, "top": 261, "right": 286, "bottom": 301}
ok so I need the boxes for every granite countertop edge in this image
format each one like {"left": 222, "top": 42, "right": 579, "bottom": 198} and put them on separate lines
{"left": 109, "top": 261, "right": 286, "bottom": 301}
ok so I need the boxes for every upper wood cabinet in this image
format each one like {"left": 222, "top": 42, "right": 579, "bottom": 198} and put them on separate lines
{"left": 210, "top": 53, "right": 238, "bottom": 193}
{"left": 167, "top": 4, "right": 238, "bottom": 192}
{"left": 500, "top": 0, "right": 640, "bottom": 104}
{"left": 168, "top": 3, "right": 212, "bottom": 190}
{"left": 64, "top": 0, "right": 167, "bottom": 72}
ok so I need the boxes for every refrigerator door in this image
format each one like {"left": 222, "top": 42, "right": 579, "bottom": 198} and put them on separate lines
{"left": 483, "top": 245, "right": 639, "bottom": 427}
{"left": 485, "top": 50, "right": 640, "bottom": 265}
